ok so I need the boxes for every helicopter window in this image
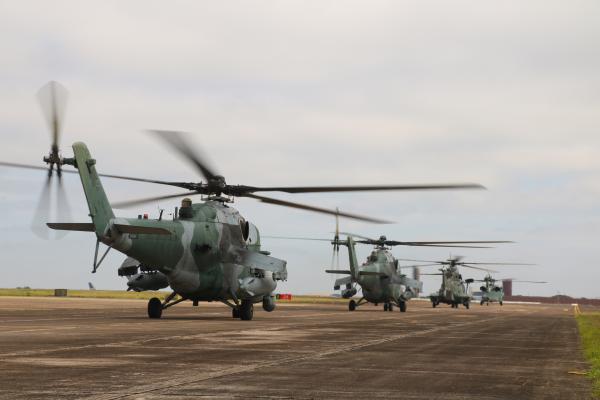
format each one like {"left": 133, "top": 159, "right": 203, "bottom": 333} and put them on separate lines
{"left": 239, "top": 219, "right": 250, "bottom": 241}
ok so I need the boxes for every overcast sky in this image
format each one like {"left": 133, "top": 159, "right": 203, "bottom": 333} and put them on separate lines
{"left": 0, "top": 1, "right": 598, "bottom": 297}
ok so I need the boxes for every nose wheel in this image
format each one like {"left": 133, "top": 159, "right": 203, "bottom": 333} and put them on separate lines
{"left": 237, "top": 299, "right": 254, "bottom": 321}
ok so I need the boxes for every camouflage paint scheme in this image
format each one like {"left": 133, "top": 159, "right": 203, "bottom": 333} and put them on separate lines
{"left": 67, "top": 142, "right": 286, "bottom": 317}
{"left": 331, "top": 237, "right": 422, "bottom": 312}
{"left": 479, "top": 274, "right": 504, "bottom": 306}
{"left": 429, "top": 265, "right": 473, "bottom": 309}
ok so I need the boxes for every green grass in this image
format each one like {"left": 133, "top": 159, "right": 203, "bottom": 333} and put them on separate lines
{"left": 577, "top": 312, "right": 600, "bottom": 397}
{"left": 0, "top": 288, "right": 171, "bottom": 300}
{"left": 0, "top": 289, "right": 347, "bottom": 304}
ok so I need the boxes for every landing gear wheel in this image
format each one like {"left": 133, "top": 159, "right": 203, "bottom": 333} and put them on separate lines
{"left": 240, "top": 300, "right": 254, "bottom": 321}
{"left": 464, "top": 302, "right": 470, "bottom": 309}
{"left": 383, "top": 303, "right": 389, "bottom": 311}
{"left": 432, "top": 301, "right": 437, "bottom": 308}
{"left": 148, "top": 297, "right": 162, "bottom": 319}
{"left": 388, "top": 303, "right": 394, "bottom": 312}
{"left": 499, "top": 301, "right": 503, "bottom": 306}
{"left": 480, "top": 300, "right": 484, "bottom": 306}
{"left": 349, "top": 300, "right": 356, "bottom": 311}
{"left": 232, "top": 307, "right": 240, "bottom": 318}
{"left": 399, "top": 301, "right": 407, "bottom": 313}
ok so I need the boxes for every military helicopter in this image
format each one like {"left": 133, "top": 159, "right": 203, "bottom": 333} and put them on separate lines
{"left": 400, "top": 257, "right": 532, "bottom": 309}
{"left": 476, "top": 274, "right": 545, "bottom": 306}
{"left": 0, "top": 81, "right": 490, "bottom": 321}
{"left": 265, "top": 219, "right": 512, "bottom": 313}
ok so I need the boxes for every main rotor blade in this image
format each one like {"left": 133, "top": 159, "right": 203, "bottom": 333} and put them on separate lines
{"left": 261, "top": 235, "right": 332, "bottom": 242}
{"left": 397, "top": 258, "right": 444, "bottom": 264}
{"left": 0, "top": 161, "right": 198, "bottom": 190}
{"left": 148, "top": 130, "right": 218, "bottom": 181}
{"left": 399, "top": 264, "right": 440, "bottom": 268}
{"left": 243, "top": 193, "right": 391, "bottom": 223}
{"left": 243, "top": 183, "right": 485, "bottom": 194}
{"left": 0, "top": 161, "right": 68, "bottom": 173}
{"left": 460, "top": 264, "right": 499, "bottom": 273}
{"left": 363, "top": 242, "right": 494, "bottom": 248}
{"left": 338, "top": 231, "right": 378, "bottom": 241}
{"left": 387, "top": 240, "right": 513, "bottom": 245}
{"left": 456, "top": 262, "right": 535, "bottom": 266}
{"left": 511, "top": 280, "right": 547, "bottom": 284}
{"left": 38, "top": 81, "right": 68, "bottom": 150}
{"left": 112, "top": 191, "right": 195, "bottom": 209}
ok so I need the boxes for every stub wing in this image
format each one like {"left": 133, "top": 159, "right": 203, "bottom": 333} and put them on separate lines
{"left": 334, "top": 275, "right": 353, "bottom": 290}
{"left": 236, "top": 248, "right": 287, "bottom": 280}
{"left": 392, "top": 275, "right": 423, "bottom": 292}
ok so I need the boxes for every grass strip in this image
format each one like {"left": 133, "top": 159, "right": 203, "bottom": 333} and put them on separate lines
{"left": 577, "top": 312, "right": 600, "bottom": 397}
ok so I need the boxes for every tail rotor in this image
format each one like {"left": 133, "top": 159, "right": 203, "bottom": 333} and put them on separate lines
{"left": 32, "top": 81, "right": 72, "bottom": 239}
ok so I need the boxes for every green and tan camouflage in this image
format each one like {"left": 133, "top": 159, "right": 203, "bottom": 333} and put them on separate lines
{"left": 478, "top": 274, "right": 504, "bottom": 306}
{"left": 428, "top": 263, "right": 474, "bottom": 309}
{"left": 50, "top": 142, "right": 286, "bottom": 320}
{"left": 328, "top": 236, "right": 423, "bottom": 313}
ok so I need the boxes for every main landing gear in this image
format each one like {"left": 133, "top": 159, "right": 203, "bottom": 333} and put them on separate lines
{"left": 147, "top": 292, "right": 186, "bottom": 319}
{"left": 230, "top": 299, "right": 254, "bottom": 321}
{"left": 399, "top": 301, "right": 407, "bottom": 313}
{"left": 348, "top": 297, "right": 367, "bottom": 311}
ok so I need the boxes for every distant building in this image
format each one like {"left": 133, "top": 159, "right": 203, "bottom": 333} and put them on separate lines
{"left": 503, "top": 279, "right": 513, "bottom": 297}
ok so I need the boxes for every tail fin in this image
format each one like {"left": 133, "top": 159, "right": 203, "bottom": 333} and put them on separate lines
{"left": 72, "top": 142, "right": 115, "bottom": 237}
{"left": 346, "top": 237, "right": 359, "bottom": 281}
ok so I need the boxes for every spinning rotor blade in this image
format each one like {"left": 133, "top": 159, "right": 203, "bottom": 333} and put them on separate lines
{"left": 338, "top": 231, "right": 378, "bottom": 241}
{"left": 262, "top": 236, "right": 332, "bottom": 242}
{"left": 380, "top": 243, "right": 494, "bottom": 248}
{"left": 148, "top": 130, "right": 218, "bottom": 181}
{"left": 399, "top": 264, "right": 440, "bottom": 268}
{"left": 510, "top": 280, "right": 547, "bottom": 284}
{"left": 55, "top": 177, "right": 71, "bottom": 239}
{"left": 31, "top": 176, "right": 52, "bottom": 239}
{"left": 397, "top": 258, "right": 443, "bottom": 264}
{"left": 243, "top": 193, "right": 391, "bottom": 223}
{"left": 460, "top": 264, "right": 499, "bottom": 273}
{"left": 387, "top": 240, "right": 512, "bottom": 245}
{"left": 244, "top": 183, "right": 485, "bottom": 193}
{"left": 0, "top": 161, "right": 195, "bottom": 189}
{"left": 0, "top": 161, "right": 68, "bottom": 173}
{"left": 112, "top": 191, "right": 195, "bottom": 209}
{"left": 38, "top": 81, "right": 68, "bottom": 151}
{"left": 456, "top": 262, "right": 535, "bottom": 266}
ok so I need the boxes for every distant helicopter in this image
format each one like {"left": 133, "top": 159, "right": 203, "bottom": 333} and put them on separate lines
{"left": 476, "top": 274, "right": 545, "bottom": 306}
{"left": 266, "top": 219, "right": 511, "bottom": 313}
{"left": 0, "top": 82, "right": 489, "bottom": 321}
{"left": 400, "top": 257, "right": 532, "bottom": 309}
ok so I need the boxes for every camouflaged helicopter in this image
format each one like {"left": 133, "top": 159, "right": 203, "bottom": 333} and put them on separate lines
{"left": 477, "top": 274, "right": 545, "bottom": 306}
{"left": 0, "top": 82, "right": 490, "bottom": 321}
{"left": 401, "top": 257, "right": 531, "bottom": 309}
{"left": 265, "top": 219, "right": 511, "bottom": 313}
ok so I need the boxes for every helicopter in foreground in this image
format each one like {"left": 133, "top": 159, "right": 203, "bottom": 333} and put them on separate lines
{"left": 476, "top": 274, "right": 545, "bottom": 306}
{"left": 0, "top": 81, "right": 490, "bottom": 321}
{"left": 401, "top": 257, "right": 532, "bottom": 309}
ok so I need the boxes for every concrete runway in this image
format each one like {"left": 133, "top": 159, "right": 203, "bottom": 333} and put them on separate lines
{"left": 0, "top": 297, "right": 591, "bottom": 399}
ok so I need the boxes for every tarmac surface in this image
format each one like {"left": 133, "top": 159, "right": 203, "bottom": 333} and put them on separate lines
{"left": 0, "top": 297, "right": 592, "bottom": 399}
